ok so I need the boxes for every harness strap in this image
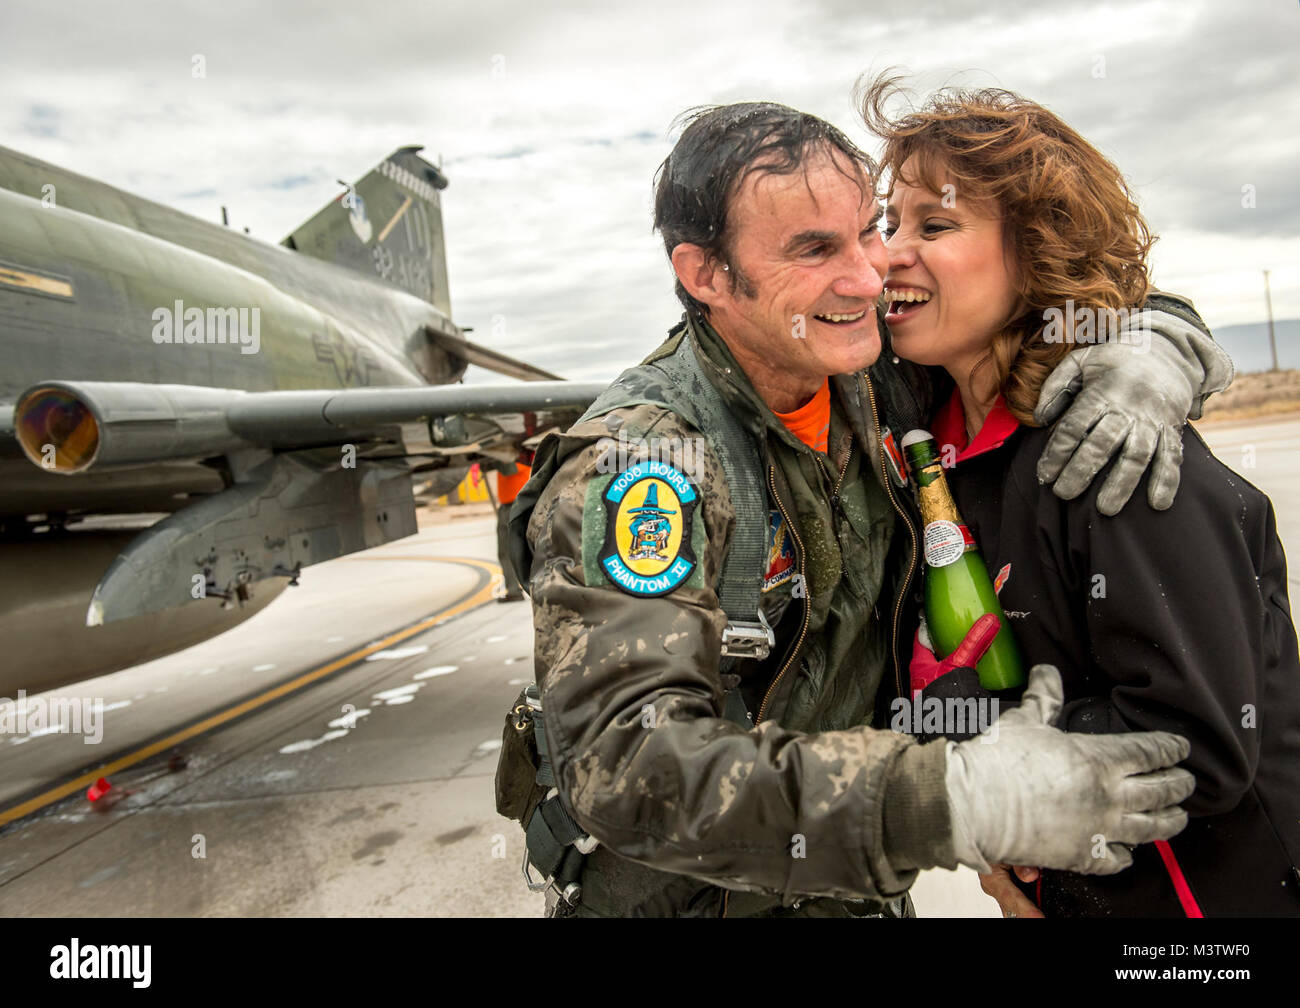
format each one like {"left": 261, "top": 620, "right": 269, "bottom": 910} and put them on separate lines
{"left": 532, "top": 691, "right": 555, "bottom": 788}
{"left": 522, "top": 684, "right": 597, "bottom": 901}
{"left": 526, "top": 794, "right": 588, "bottom": 877}
{"left": 577, "top": 326, "right": 772, "bottom": 659}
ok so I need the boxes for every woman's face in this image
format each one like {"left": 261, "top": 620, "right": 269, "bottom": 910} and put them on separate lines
{"left": 882, "top": 157, "right": 1022, "bottom": 374}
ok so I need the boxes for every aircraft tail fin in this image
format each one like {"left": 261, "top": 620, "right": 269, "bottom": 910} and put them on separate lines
{"left": 282, "top": 146, "right": 452, "bottom": 318}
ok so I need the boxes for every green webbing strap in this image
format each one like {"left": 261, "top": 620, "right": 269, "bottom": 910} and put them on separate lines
{"left": 656, "top": 336, "right": 767, "bottom": 634}
{"left": 524, "top": 683, "right": 594, "bottom": 887}
{"left": 575, "top": 328, "right": 770, "bottom": 656}
{"left": 533, "top": 700, "right": 555, "bottom": 788}
{"left": 526, "top": 794, "right": 587, "bottom": 877}
{"left": 722, "top": 686, "right": 753, "bottom": 727}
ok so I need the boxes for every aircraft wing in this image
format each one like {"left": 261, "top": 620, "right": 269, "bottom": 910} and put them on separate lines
{"left": 11, "top": 379, "right": 606, "bottom": 472}
{"left": 8, "top": 378, "right": 606, "bottom": 625}
{"left": 458, "top": 337, "right": 565, "bottom": 383}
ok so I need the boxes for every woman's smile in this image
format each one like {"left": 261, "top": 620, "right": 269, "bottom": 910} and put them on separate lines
{"left": 882, "top": 286, "right": 933, "bottom": 323}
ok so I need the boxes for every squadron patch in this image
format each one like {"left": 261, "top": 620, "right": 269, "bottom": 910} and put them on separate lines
{"left": 764, "top": 510, "right": 796, "bottom": 592}
{"left": 882, "top": 428, "right": 908, "bottom": 488}
{"left": 599, "top": 460, "right": 698, "bottom": 597}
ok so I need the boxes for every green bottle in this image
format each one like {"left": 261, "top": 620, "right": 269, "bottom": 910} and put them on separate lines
{"left": 902, "top": 430, "right": 1026, "bottom": 691}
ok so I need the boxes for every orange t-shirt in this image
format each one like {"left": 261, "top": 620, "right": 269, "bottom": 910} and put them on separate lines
{"left": 775, "top": 381, "right": 831, "bottom": 454}
{"left": 496, "top": 464, "right": 532, "bottom": 504}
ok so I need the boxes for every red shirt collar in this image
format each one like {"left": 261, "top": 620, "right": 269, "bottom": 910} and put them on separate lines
{"left": 930, "top": 389, "right": 1020, "bottom": 464}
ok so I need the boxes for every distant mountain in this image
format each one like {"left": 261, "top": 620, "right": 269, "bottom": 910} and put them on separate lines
{"left": 1210, "top": 319, "right": 1300, "bottom": 374}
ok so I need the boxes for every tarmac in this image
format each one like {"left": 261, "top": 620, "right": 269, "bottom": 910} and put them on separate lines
{"left": 1, "top": 415, "right": 1296, "bottom": 917}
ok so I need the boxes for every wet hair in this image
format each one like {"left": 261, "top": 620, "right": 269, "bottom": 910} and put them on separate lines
{"left": 858, "top": 74, "right": 1154, "bottom": 424}
{"left": 653, "top": 102, "right": 877, "bottom": 316}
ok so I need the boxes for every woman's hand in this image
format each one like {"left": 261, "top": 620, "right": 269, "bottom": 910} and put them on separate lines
{"left": 978, "top": 863, "right": 1045, "bottom": 918}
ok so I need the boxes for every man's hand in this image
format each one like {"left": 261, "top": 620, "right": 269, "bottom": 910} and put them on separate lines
{"left": 944, "top": 664, "right": 1195, "bottom": 875}
{"left": 979, "top": 864, "right": 1045, "bottom": 918}
{"left": 1033, "top": 307, "right": 1234, "bottom": 515}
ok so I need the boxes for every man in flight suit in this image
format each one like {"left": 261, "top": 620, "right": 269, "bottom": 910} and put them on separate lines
{"left": 503, "top": 102, "right": 1232, "bottom": 917}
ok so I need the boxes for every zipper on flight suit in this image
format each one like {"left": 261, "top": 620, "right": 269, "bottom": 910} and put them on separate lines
{"left": 724, "top": 446, "right": 850, "bottom": 920}
{"left": 754, "top": 464, "right": 808, "bottom": 726}
{"left": 755, "top": 438, "right": 852, "bottom": 725}
{"left": 823, "top": 428, "right": 854, "bottom": 513}
{"left": 862, "top": 372, "right": 919, "bottom": 701}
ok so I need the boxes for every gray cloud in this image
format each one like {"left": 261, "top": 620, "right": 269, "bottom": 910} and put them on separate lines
{"left": 0, "top": 0, "right": 1295, "bottom": 382}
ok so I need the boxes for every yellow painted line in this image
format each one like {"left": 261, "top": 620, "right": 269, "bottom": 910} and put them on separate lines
{"left": 0, "top": 556, "right": 502, "bottom": 829}
{"left": 376, "top": 195, "right": 413, "bottom": 244}
{"left": 0, "top": 265, "right": 73, "bottom": 299}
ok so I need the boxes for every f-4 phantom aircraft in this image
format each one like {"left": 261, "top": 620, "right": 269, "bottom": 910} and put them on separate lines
{"left": 0, "top": 145, "right": 604, "bottom": 695}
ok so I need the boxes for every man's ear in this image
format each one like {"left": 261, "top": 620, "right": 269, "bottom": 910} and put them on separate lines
{"left": 671, "top": 243, "right": 726, "bottom": 310}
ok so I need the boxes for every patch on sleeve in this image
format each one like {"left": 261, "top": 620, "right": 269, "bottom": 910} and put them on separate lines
{"left": 596, "top": 460, "right": 699, "bottom": 597}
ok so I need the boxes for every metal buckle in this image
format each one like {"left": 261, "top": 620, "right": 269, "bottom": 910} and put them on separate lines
{"left": 522, "top": 845, "right": 553, "bottom": 893}
{"left": 720, "top": 610, "right": 774, "bottom": 660}
{"left": 522, "top": 788, "right": 600, "bottom": 896}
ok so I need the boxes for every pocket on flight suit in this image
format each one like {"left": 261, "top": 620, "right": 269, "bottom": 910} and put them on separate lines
{"left": 494, "top": 687, "right": 544, "bottom": 823}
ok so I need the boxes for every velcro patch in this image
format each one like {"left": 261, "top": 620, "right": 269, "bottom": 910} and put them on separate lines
{"left": 764, "top": 510, "right": 795, "bottom": 592}
{"left": 598, "top": 460, "right": 698, "bottom": 597}
{"left": 882, "top": 427, "right": 908, "bottom": 488}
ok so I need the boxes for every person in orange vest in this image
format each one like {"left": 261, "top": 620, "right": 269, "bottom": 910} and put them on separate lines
{"left": 495, "top": 453, "right": 533, "bottom": 601}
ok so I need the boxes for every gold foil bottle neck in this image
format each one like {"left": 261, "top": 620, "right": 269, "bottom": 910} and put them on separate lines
{"left": 915, "top": 461, "right": 961, "bottom": 527}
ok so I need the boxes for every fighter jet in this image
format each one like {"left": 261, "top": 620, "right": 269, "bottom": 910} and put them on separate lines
{"left": 0, "top": 144, "right": 603, "bottom": 695}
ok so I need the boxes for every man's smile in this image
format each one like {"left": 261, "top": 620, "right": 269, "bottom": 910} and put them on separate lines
{"left": 813, "top": 308, "right": 870, "bottom": 325}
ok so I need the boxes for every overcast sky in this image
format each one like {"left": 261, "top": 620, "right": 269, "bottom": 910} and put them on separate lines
{"left": 2, "top": 0, "right": 1296, "bottom": 381}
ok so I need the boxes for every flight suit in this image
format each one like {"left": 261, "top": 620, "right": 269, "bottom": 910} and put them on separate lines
{"left": 506, "top": 312, "right": 955, "bottom": 917}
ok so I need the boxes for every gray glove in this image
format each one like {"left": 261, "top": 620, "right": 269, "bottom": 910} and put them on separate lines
{"left": 1034, "top": 305, "right": 1235, "bottom": 515}
{"left": 945, "top": 665, "right": 1195, "bottom": 875}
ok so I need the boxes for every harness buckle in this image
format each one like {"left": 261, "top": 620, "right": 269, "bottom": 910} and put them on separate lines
{"left": 522, "top": 844, "right": 553, "bottom": 893}
{"left": 720, "top": 610, "right": 774, "bottom": 660}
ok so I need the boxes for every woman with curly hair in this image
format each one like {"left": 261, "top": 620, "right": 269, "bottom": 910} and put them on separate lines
{"left": 860, "top": 75, "right": 1300, "bottom": 917}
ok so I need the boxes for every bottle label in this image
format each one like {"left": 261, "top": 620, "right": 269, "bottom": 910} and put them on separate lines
{"left": 924, "top": 519, "right": 971, "bottom": 567}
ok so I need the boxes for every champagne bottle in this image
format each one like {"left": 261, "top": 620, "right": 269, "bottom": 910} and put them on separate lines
{"left": 902, "top": 429, "right": 1026, "bottom": 691}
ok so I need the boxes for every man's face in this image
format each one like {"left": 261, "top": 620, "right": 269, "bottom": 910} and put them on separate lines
{"left": 706, "top": 149, "right": 889, "bottom": 385}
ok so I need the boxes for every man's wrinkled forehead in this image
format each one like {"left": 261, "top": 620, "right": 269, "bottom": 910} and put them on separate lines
{"left": 731, "top": 147, "right": 877, "bottom": 231}
{"left": 735, "top": 143, "right": 873, "bottom": 201}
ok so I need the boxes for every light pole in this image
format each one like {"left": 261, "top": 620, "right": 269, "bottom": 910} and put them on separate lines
{"left": 1263, "top": 269, "right": 1277, "bottom": 372}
